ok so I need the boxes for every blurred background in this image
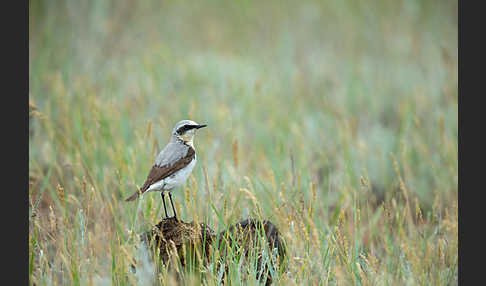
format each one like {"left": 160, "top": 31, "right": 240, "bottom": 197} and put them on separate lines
{"left": 29, "top": 0, "right": 457, "bottom": 284}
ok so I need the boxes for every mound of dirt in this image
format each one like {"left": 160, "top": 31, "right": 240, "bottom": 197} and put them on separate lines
{"left": 137, "top": 217, "right": 287, "bottom": 285}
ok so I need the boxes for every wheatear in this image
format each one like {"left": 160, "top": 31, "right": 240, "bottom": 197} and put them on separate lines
{"left": 125, "top": 120, "right": 207, "bottom": 220}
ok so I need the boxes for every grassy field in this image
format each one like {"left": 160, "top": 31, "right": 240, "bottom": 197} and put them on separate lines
{"left": 29, "top": 1, "right": 457, "bottom": 285}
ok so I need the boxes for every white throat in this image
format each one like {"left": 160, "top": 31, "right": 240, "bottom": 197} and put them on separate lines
{"left": 177, "top": 134, "right": 195, "bottom": 148}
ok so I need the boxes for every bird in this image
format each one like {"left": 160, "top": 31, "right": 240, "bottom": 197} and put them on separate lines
{"left": 125, "top": 120, "right": 207, "bottom": 220}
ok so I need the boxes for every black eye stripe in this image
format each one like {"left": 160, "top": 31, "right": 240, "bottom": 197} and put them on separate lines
{"left": 176, "top": 125, "right": 198, "bottom": 134}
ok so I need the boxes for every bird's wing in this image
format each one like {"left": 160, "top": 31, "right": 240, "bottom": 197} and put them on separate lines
{"left": 125, "top": 142, "right": 195, "bottom": 202}
{"left": 139, "top": 146, "right": 195, "bottom": 193}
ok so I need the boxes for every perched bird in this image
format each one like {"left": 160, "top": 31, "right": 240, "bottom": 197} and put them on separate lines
{"left": 125, "top": 120, "right": 207, "bottom": 220}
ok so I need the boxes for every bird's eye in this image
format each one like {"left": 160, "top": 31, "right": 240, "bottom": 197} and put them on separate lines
{"left": 177, "top": 125, "right": 192, "bottom": 135}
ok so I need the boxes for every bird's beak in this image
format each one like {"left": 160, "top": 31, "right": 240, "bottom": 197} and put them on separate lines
{"left": 196, "top": 124, "right": 207, "bottom": 129}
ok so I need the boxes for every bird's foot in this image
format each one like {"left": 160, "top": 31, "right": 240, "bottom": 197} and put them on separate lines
{"left": 162, "top": 216, "right": 179, "bottom": 222}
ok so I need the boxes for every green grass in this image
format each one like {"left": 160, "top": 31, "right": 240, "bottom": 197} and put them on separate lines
{"left": 29, "top": 0, "right": 457, "bottom": 285}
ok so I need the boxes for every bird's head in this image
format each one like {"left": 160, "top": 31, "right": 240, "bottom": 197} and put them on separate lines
{"left": 171, "top": 120, "right": 207, "bottom": 147}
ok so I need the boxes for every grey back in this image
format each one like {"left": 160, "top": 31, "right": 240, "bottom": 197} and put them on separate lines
{"left": 155, "top": 139, "right": 191, "bottom": 167}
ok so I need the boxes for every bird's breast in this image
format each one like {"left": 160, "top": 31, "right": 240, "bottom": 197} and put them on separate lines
{"left": 163, "top": 157, "right": 197, "bottom": 189}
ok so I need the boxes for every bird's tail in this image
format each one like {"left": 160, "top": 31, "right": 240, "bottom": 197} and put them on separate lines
{"left": 125, "top": 190, "right": 141, "bottom": 202}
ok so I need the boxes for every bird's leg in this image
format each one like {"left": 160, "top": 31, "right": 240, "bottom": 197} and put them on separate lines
{"left": 168, "top": 191, "right": 178, "bottom": 220}
{"left": 161, "top": 192, "right": 169, "bottom": 218}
